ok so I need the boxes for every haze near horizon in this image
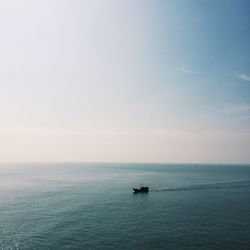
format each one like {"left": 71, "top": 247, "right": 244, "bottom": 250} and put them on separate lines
{"left": 0, "top": 0, "right": 250, "bottom": 164}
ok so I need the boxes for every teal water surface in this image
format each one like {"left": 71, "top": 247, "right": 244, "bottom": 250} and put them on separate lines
{"left": 0, "top": 163, "right": 250, "bottom": 249}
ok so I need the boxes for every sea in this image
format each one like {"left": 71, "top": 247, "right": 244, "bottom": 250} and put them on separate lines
{"left": 0, "top": 163, "right": 250, "bottom": 250}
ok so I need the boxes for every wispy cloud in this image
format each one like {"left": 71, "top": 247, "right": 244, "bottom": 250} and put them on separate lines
{"left": 237, "top": 73, "right": 250, "bottom": 81}
{"left": 223, "top": 104, "right": 250, "bottom": 113}
{"left": 180, "top": 67, "right": 201, "bottom": 74}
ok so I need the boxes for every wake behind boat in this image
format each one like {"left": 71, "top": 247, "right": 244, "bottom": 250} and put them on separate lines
{"left": 133, "top": 186, "right": 149, "bottom": 193}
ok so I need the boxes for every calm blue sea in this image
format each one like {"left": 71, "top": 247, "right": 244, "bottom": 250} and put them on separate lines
{"left": 0, "top": 163, "right": 250, "bottom": 250}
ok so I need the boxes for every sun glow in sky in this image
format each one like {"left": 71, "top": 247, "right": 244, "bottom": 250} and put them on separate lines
{"left": 0, "top": 0, "right": 250, "bottom": 163}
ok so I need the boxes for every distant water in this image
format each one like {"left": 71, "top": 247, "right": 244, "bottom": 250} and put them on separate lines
{"left": 0, "top": 163, "right": 250, "bottom": 250}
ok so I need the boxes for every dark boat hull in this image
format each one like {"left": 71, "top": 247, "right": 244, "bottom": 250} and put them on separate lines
{"left": 133, "top": 187, "right": 149, "bottom": 193}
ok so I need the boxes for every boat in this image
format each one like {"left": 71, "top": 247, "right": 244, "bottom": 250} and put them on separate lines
{"left": 133, "top": 186, "right": 149, "bottom": 193}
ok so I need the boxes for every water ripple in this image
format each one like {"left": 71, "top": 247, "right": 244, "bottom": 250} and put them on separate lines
{"left": 152, "top": 179, "right": 250, "bottom": 192}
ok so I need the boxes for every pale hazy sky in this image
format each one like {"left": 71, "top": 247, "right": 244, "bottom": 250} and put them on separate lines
{"left": 0, "top": 0, "right": 250, "bottom": 163}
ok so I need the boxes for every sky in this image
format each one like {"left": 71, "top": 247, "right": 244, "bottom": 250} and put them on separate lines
{"left": 0, "top": 0, "right": 250, "bottom": 163}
